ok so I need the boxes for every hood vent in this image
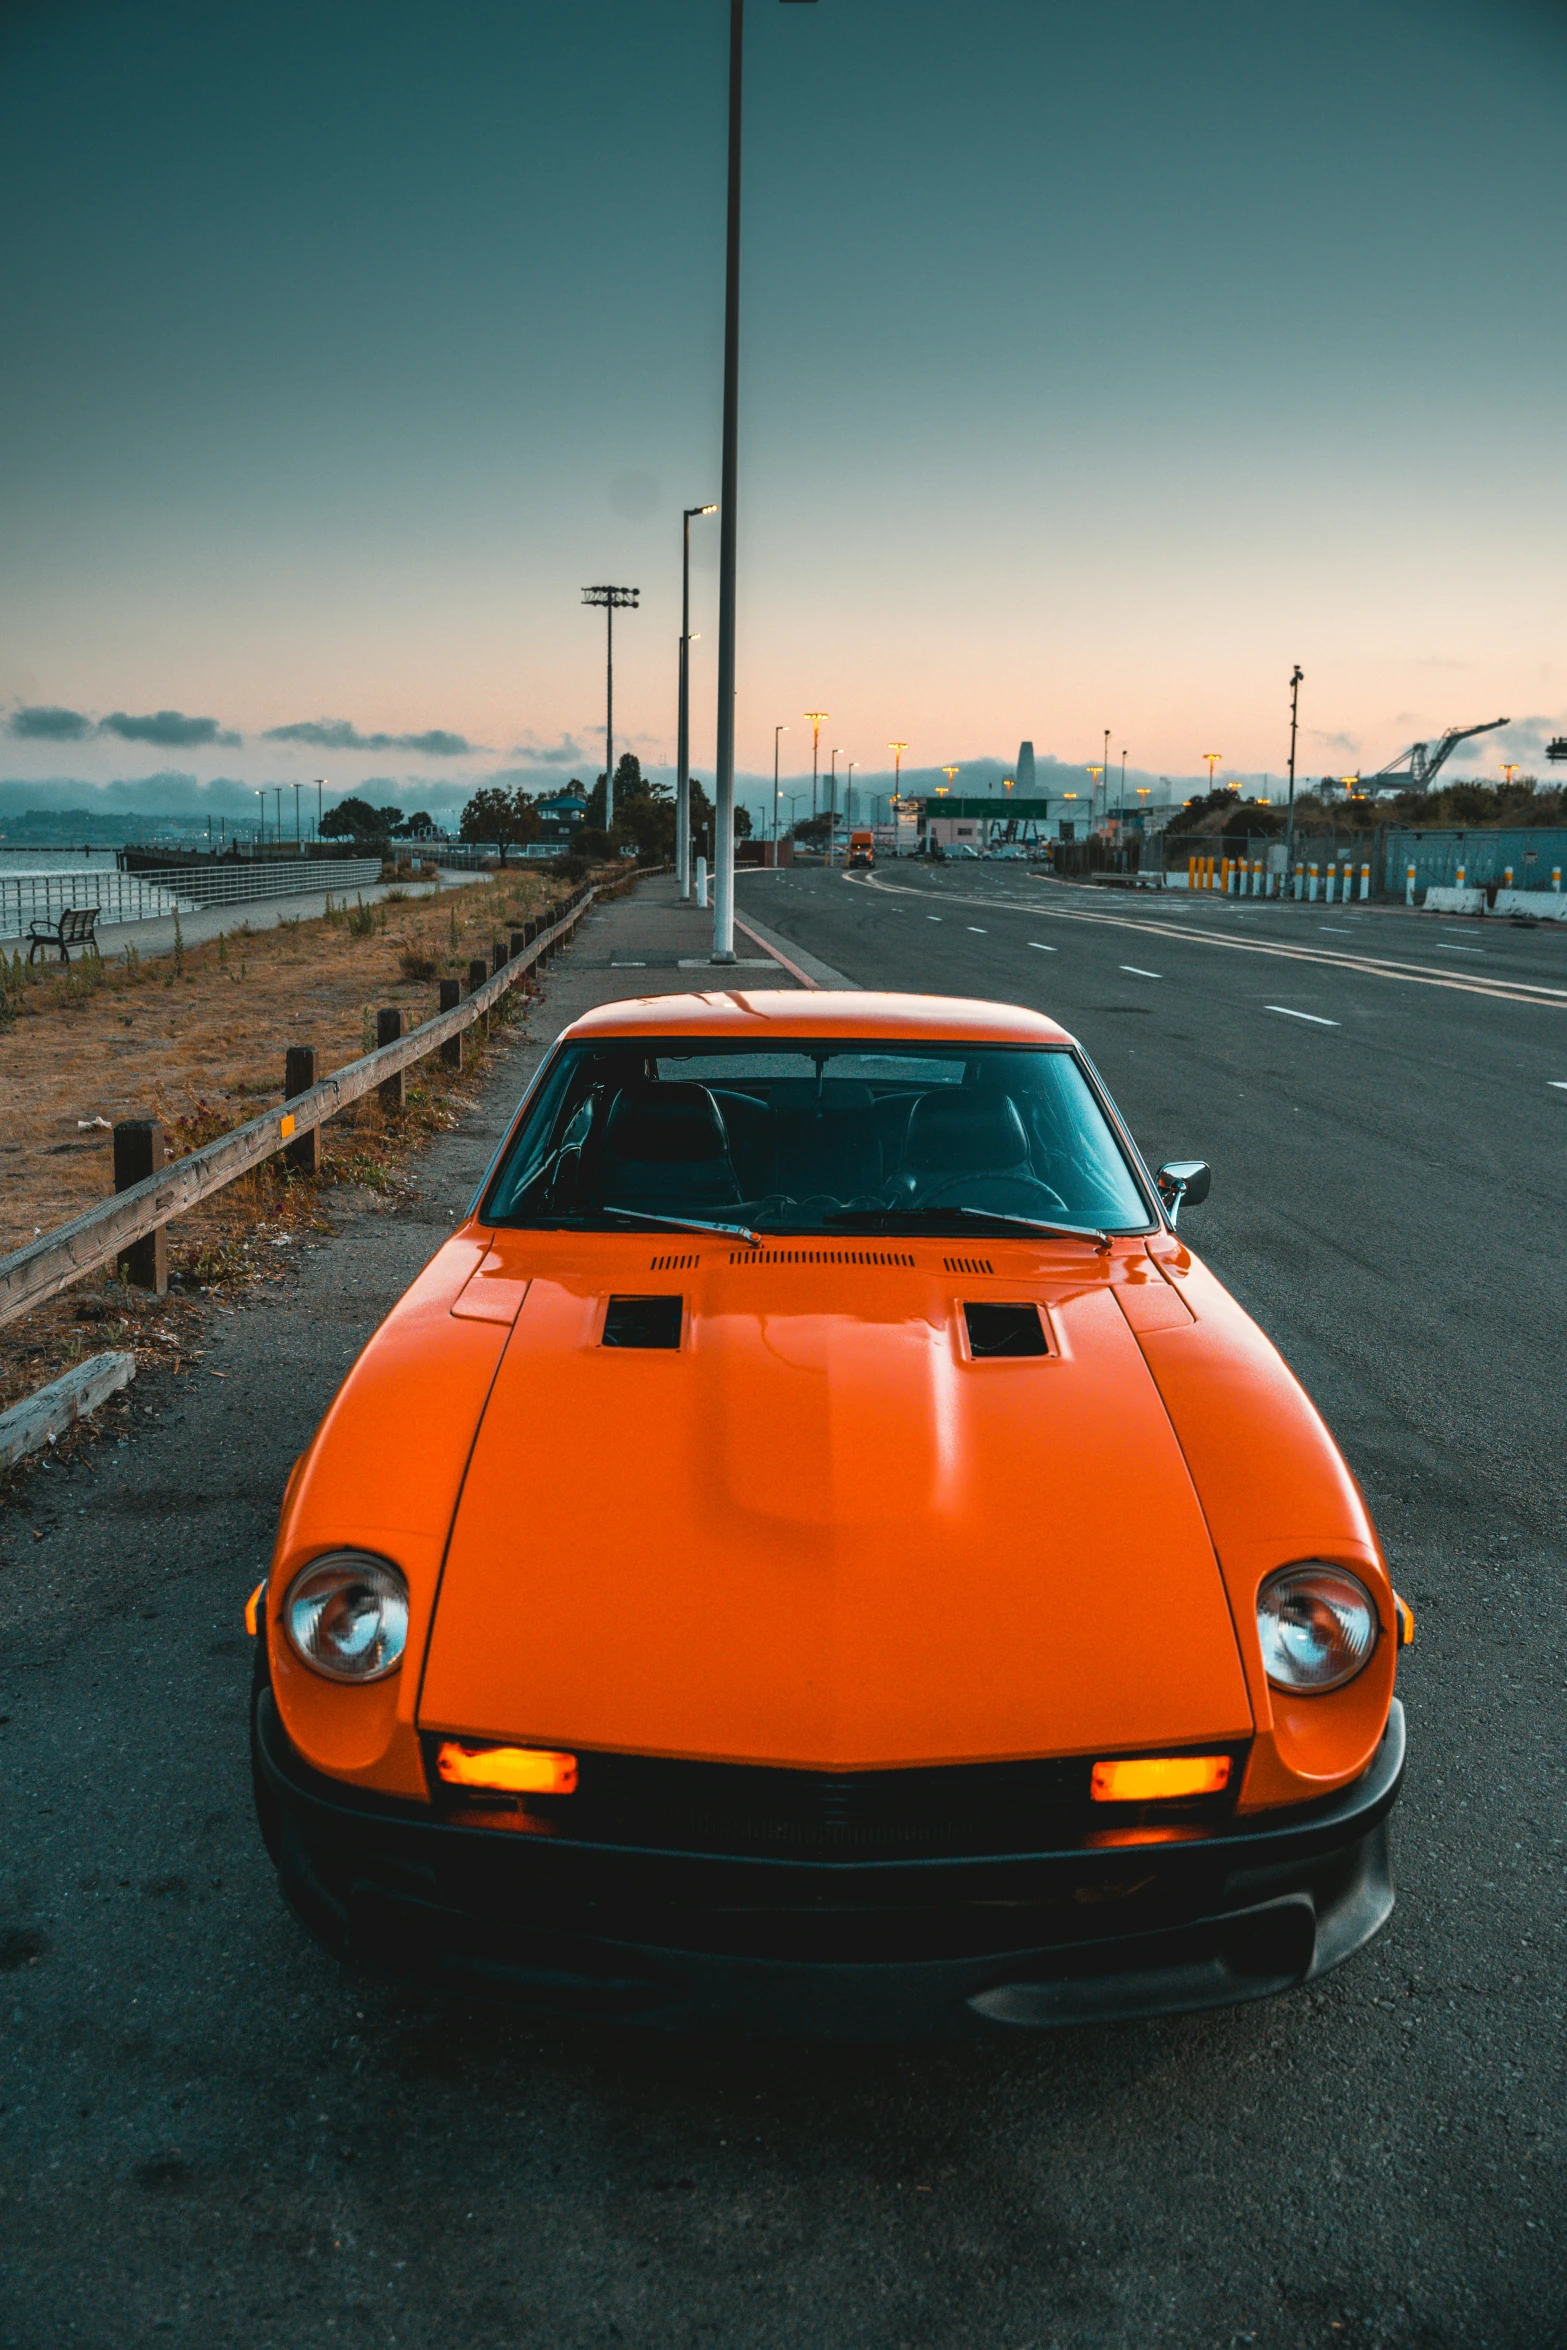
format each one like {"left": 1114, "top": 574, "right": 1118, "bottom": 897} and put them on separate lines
{"left": 964, "top": 1302, "right": 1048, "bottom": 1358}
{"left": 649, "top": 1253, "right": 700, "bottom": 1271}
{"left": 602, "top": 1295, "right": 684, "bottom": 1349}
{"left": 727, "top": 1248, "right": 916, "bottom": 1268}
{"left": 944, "top": 1256, "right": 994, "bottom": 1275}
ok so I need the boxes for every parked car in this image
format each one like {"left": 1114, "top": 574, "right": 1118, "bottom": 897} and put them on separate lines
{"left": 251, "top": 990, "right": 1410, "bottom": 2036}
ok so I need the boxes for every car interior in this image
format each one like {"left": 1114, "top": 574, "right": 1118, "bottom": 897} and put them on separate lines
{"left": 486, "top": 1044, "right": 1153, "bottom": 1234}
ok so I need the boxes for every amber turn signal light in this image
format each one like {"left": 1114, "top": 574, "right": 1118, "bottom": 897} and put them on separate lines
{"left": 435, "top": 1741, "right": 578, "bottom": 1795}
{"left": 1090, "top": 1754, "right": 1231, "bottom": 1803}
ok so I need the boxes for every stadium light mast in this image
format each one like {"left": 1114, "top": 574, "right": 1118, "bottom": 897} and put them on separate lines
{"left": 582, "top": 585, "right": 640, "bottom": 834}
{"left": 804, "top": 712, "right": 829, "bottom": 821}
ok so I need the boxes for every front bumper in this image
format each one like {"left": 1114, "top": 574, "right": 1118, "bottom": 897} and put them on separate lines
{"left": 253, "top": 1693, "right": 1403, "bottom": 2037}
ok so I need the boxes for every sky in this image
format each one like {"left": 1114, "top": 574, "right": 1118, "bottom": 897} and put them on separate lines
{"left": 2, "top": 0, "right": 1565, "bottom": 829}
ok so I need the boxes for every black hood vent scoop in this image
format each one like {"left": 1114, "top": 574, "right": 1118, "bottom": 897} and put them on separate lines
{"left": 602, "top": 1296, "right": 684, "bottom": 1349}
{"left": 964, "top": 1302, "right": 1048, "bottom": 1358}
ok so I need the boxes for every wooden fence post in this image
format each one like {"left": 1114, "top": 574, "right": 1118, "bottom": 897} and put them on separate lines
{"left": 467, "top": 959, "right": 489, "bottom": 1042}
{"left": 376, "top": 1008, "right": 405, "bottom": 1110}
{"left": 492, "top": 938, "right": 507, "bottom": 974}
{"left": 113, "top": 1120, "right": 167, "bottom": 1295}
{"left": 439, "top": 977, "right": 463, "bottom": 1068}
{"left": 509, "top": 929, "right": 525, "bottom": 960}
{"left": 283, "top": 1044, "right": 319, "bottom": 1174}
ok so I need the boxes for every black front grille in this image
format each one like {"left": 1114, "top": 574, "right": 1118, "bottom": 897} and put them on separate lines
{"left": 428, "top": 1748, "right": 1244, "bottom": 1862}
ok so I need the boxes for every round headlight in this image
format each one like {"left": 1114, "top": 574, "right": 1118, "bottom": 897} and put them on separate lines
{"left": 1257, "top": 1563, "right": 1377, "bottom": 1693}
{"left": 284, "top": 1552, "right": 408, "bottom": 1682}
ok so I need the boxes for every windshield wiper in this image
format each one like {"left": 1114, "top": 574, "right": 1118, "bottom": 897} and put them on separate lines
{"left": 603, "top": 1205, "right": 762, "bottom": 1245}
{"left": 957, "top": 1207, "right": 1110, "bottom": 1247}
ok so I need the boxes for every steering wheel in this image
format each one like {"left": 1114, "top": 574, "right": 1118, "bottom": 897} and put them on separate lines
{"left": 914, "top": 1173, "right": 1071, "bottom": 1213}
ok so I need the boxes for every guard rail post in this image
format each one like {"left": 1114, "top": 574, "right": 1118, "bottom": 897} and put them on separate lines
{"left": 376, "top": 1009, "right": 405, "bottom": 1110}
{"left": 439, "top": 978, "right": 462, "bottom": 1068}
{"left": 283, "top": 1045, "right": 320, "bottom": 1174}
{"left": 113, "top": 1120, "right": 167, "bottom": 1295}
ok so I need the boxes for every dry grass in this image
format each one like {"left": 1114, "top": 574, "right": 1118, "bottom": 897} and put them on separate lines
{"left": 0, "top": 870, "right": 563, "bottom": 1255}
{"left": 0, "top": 867, "right": 590, "bottom": 1490}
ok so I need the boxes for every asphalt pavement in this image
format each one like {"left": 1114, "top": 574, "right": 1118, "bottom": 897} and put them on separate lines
{"left": 1, "top": 869, "right": 1562, "bottom": 2350}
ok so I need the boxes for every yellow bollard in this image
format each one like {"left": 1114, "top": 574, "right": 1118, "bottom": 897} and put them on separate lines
{"left": 1188, "top": 855, "right": 1197, "bottom": 891}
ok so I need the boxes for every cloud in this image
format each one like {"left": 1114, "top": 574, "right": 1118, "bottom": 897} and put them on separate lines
{"left": 99, "top": 709, "right": 240, "bottom": 747}
{"left": 506, "top": 732, "right": 591, "bottom": 766}
{"left": 9, "top": 704, "right": 93, "bottom": 741}
{"left": 264, "top": 717, "right": 477, "bottom": 756}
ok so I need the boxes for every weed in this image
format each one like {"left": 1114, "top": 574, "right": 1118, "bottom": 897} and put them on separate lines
{"left": 361, "top": 1005, "right": 374, "bottom": 1055}
{"left": 399, "top": 944, "right": 437, "bottom": 982}
{"left": 217, "top": 930, "right": 228, "bottom": 964}
{"left": 121, "top": 943, "right": 141, "bottom": 981}
{"left": 172, "top": 907, "right": 185, "bottom": 976}
{"left": 384, "top": 886, "right": 411, "bottom": 904}
{"left": 346, "top": 894, "right": 377, "bottom": 939}
{"left": 449, "top": 907, "right": 459, "bottom": 950}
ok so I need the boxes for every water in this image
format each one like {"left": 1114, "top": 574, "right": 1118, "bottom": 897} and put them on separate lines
{"left": 0, "top": 849, "right": 120, "bottom": 876}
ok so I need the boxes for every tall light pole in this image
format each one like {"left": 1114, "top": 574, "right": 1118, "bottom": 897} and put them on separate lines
{"left": 254, "top": 788, "right": 265, "bottom": 847}
{"left": 711, "top": 0, "right": 819, "bottom": 960}
{"left": 582, "top": 585, "right": 640, "bottom": 835}
{"left": 828, "top": 746, "right": 842, "bottom": 854}
{"left": 846, "top": 759, "right": 858, "bottom": 831}
{"left": 678, "top": 504, "right": 717, "bottom": 900}
{"left": 804, "top": 712, "right": 829, "bottom": 820}
{"left": 1204, "top": 750, "right": 1223, "bottom": 790}
{"left": 888, "top": 741, "right": 907, "bottom": 807}
{"left": 1119, "top": 749, "right": 1127, "bottom": 825}
{"left": 273, "top": 786, "right": 283, "bottom": 842}
{"left": 1102, "top": 727, "right": 1110, "bottom": 829}
{"left": 293, "top": 780, "right": 302, "bottom": 846}
{"left": 773, "top": 723, "right": 788, "bottom": 846}
{"left": 315, "top": 777, "right": 325, "bottom": 846}
{"left": 1285, "top": 666, "right": 1303, "bottom": 861}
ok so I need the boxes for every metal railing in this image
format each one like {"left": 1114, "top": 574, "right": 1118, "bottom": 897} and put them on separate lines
{"left": 0, "top": 858, "right": 386, "bottom": 941}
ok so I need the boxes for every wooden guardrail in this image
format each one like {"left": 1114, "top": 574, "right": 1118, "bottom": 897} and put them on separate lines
{"left": 0, "top": 876, "right": 621, "bottom": 1330}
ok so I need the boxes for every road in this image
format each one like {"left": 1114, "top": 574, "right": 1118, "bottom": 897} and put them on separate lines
{"left": 2, "top": 869, "right": 1563, "bottom": 2349}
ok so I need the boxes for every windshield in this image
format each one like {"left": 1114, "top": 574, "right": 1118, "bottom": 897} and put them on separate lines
{"left": 482, "top": 1041, "right": 1154, "bottom": 1237}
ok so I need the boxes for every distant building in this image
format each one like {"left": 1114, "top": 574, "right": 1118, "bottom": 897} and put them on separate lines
{"left": 536, "top": 790, "right": 587, "bottom": 849}
{"left": 1015, "top": 741, "right": 1036, "bottom": 795}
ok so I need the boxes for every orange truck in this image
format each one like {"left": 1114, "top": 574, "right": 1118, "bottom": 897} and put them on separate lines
{"left": 847, "top": 829, "right": 875, "bottom": 867}
{"left": 251, "top": 989, "right": 1410, "bottom": 2035}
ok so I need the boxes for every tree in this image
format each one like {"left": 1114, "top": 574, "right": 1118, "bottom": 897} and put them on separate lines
{"left": 458, "top": 787, "right": 539, "bottom": 862}
{"left": 319, "top": 795, "right": 385, "bottom": 840}
{"left": 791, "top": 812, "right": 832, "bottom": 847}
{"left": 397, "top": 809, "right": 436, "bottom": 838}
{"left": 733, "top": 804, "right": 753, "bottom": 840}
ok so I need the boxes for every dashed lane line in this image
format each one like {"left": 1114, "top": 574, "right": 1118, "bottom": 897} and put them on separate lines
{"left": 1267, "top": 1006, "right": 1340, "bottom": 1027}
{"left": 1029, "top": 941, "right": 1057, "bottom": 952}
{"left": 1120, "top": 966, "right": 1162, "bottom": 979}
{"left": 968, "top": 926, "right": 988, "bottom": 934}
{"left": 847, "top": 873, "right": 1567, "bottom": 1010}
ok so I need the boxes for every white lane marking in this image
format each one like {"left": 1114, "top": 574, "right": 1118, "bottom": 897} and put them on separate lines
{"left": 1120, "top": 965, "right": 1162, "bottom": 979}
{"left": 1029, "top": 941, "right": 1057, "bottom": 952}
{"left": 927, "top": 915, "right": 942, "bottom": 921}
{"left": 1551, "top": 1081, "right": 1567, "bottom": 1091}
{"left": 1320, "top": 926, "right": 1352, "bottom": 934}
{"left": 967, "top": 926, "right": 988, "bottom": 934}
{"left": 858, "top": 874, "right": 1567, "bottom": 1008}
{"left": 1267, "top": 1005, "right": 1340, "bottom": 1026}
{"left": 1438, "top": 943, "right": 1484, "bottom": 954}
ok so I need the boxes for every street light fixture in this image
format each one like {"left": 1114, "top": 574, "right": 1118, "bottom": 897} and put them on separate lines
{"left": 678, "top": 504, "right": 718, "bottom": 900}
{"left": 1204, "top": 750, "right": 1223, "bottom": 789}
{"left": 1285, "top": 666, "right": 1303, "bottom": 861}
{"left": 887, "top": 740, "right": 908, "bottom": 810}
{"left": 254, "top": 788, "right": 266, "bottom": 847}
{"left": 582, "top": 585, "right": 640, "bottom": 834}
{"left": 845, "top": 759, "right": 858, "bottom": 834}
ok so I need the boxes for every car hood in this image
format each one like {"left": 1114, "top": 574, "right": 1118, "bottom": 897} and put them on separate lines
{"left": 416, "top": 1256, "right": 1253, "bottom": 1768}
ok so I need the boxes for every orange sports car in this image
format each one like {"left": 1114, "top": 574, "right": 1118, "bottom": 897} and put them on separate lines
{"left": 250, "top": 990, "right": 1410, "bottom": 2034}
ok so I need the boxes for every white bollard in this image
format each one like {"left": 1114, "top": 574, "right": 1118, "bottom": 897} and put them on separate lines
{"left": 1405, "top": 863, "right": 1416, "bottom": 906}
{"left": 1360, "top": 861, "right": 1371, "bottom": 901}
{"left": 1554, "top": 867, "right": 1562, "bottom": 893}
{"left": 1308, "top": 863, "right": 1319, "bottom": 902}
{"left": 696, "top": 854, "right": 709, "bottom": 910}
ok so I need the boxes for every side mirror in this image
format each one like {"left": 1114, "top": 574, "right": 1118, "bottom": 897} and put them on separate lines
{"left": 1156, "top": 1159, "right": 1211, "bottom": 1227}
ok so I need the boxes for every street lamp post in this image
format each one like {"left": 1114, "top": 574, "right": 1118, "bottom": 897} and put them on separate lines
{"left": 315, "top": 778, "right": 325, "bottom": 846}
{"left": 846, "top": 760, "right": 858, "bottom": 832}
{"left": 678, "top": 503, "right": 717, "bottom": 901}
{"left": 1285, "top": 666, "right": 1303, "bottom": 862}
{"left": 582, "top": 586, "right": 640, "bottom": 836}
{"left": 710, "top": 0, "right": 819, "bottom": 959}
{"left": 1102, "top": 727, "right": 1110, "bottom": 828}
{"left": 254, "top": 789, "right": 265, "bottom": 847}
{"left": 804, "top": 712, "right": 829, "bottom": 821}
{"left": 828, "top": 747, "right": 841, "bottom": 858}
{"left": 293, "top": 780, "right": 302, "bottom": 846}
{"left": 773, "top": 724, "right": 788, "bottom": 849}
{"left": 1204, "top": 750, "right": 1223, "bottom": 790}
{"left": 273, "top": 786, "right": 283, "bottom": 842}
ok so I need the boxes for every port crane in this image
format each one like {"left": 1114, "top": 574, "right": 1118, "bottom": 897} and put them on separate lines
{"left": 1362, "top": 716, "right": 1509, "bottom": 795}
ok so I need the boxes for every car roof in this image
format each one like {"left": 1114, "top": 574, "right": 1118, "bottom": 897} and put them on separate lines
{"left": 561, "top": 989, "right": 1076, "bottom": 1046}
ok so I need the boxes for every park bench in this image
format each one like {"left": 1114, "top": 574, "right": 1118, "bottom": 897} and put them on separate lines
{"left": 26, "top": 905, "right": 100, "bottom": 965}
